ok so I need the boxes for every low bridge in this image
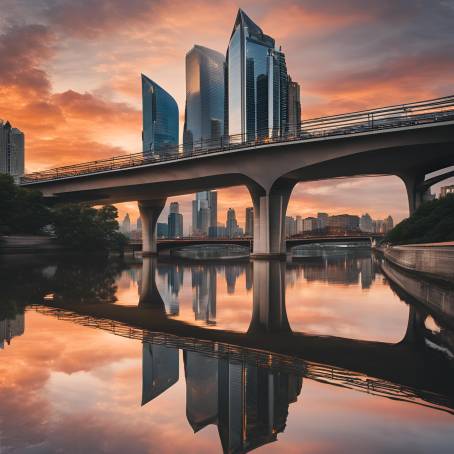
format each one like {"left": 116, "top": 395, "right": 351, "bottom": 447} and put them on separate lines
{"left": 21, "top": 95, "right": 454, "bottom": 258}
{"left": 127, "top": 234, "right": 383, "bottom": 254}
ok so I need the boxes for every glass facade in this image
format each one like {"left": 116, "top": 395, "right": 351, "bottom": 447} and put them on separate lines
{"left": 225, "top": 9, "right": 289, "bottom": 140}
{"left": 184, "top": 45, "right": 225, "bottom": 150}
{"left": 142, "top": 74, "right": 179, "bottom": 155}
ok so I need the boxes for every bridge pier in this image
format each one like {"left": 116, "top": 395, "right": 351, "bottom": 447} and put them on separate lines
{"left": 139, "top": 199, "right": 167, "bottom": 256}
{"left": 401, "top": 174, "right": 424, "bottom": 216}
{"left": 249, "top": 182, "right": 294, "bottom": 259}
{"left": 248, "top": 260, "right": 291, "bottom": 334}
{"left": 138, "top": 256, "right": 166, "bottom": 312}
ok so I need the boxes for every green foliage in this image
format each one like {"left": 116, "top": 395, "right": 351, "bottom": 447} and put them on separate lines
{"left": 0, "top": 173, "right": 50, "bottom": 234}
{"left": 52, "top": 203, "right": 128, "bottom": 252}
{"left": 386, "top": 194, "right": 454, "bottom": 244}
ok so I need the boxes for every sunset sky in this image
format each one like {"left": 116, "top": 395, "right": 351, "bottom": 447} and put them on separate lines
{"left": 1, "top": 0, "right": 453, "bottom": 230}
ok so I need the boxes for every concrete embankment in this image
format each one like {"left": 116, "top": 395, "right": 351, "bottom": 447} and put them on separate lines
{"left": 377, "top": 242, "right": 454, "bottom": 283}
{"left": 0, "top": 235, "right": 65, "bottom": 254}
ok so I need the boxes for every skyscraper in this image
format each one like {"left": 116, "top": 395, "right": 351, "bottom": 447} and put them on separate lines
{"left": 0, "top": 120, "right": 24, "bottom": 182}
{"left": 142, "top": 74, "right": 179, "bottom": 155}
{"left": 192, "top": 191, "right": 218, "bottom": 236}
{"left": 226, "top": 208, "right": 241, "bottom": 238}
{"left": 225, "top": 9, "right": 291, "bottom": 140}
{"left": 287, "top": 76, "right": 301, "bottom": 134}
{"left": 168, "top": 202, "right": 183, "bottom": 238}
{"left": 121, "top": 213, "right": 131, "bottom": 236}
{"left": 184, "top": 45, "right": 225, "bottom": 150}
{"left": 245, "top": 207, "right": 254, "bottom": 236}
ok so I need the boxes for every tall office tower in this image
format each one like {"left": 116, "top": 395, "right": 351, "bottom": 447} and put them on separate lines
{"left": 136, "top": 217, "right": 142, "bottom": 232}
{"left": 226, "top": 208, "right": 240, "bottom": 238}
{"left": 245, "top": 207, "right": 254, "bottom": 236}
{"left": 168, "top": 202, "right": 183, "bottom": 238}
{"left": 141, "top": 74, "right": 179, "bottom": 156}
{"left": 192, "top": 191, "right": 218, "bottom": 236}
{"left": 317, "top": 212, "right": 329, "bottom": 229}
{"left": 0, "top": 120, "right": 24, "bottom": 182}
{"left": 225, "top": 9, "right": 291, "bottom": 140}
{"left": 287, "top": 76, "right": 301, "bottom": 134}
{"left": 184, "top": 45, "right": 225, "bottom": 150}
{"left": 121, "top": 213, "right": 131, "bottom": 235}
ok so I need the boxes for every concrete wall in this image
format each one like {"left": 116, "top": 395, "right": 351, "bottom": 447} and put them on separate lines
{"left": 383, "top": 245, "right": 454, "bottom": 282}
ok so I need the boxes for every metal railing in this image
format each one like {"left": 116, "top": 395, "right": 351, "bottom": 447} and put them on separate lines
{"left": 21, "top": 94, "right": 454, "bottom": 184}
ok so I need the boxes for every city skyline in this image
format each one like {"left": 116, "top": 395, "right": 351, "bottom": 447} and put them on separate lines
{"left": 1, "top": 2, "right": 453, "bottom": 225}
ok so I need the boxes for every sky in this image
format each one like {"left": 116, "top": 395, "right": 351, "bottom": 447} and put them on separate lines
{"left": 1, "top": 0, "right": 453, "bottom": 230}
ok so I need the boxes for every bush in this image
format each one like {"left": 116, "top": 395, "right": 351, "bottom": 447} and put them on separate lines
{"left": 386, "top": 194, "right": 454, "bottom": 244}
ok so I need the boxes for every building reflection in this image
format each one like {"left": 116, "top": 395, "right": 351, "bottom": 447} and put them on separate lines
{"left": 141, "top": 343, "right": 302, "bottom": 452}
{"left": 142, "top": 342, "right": 179, "bottom": 406}
{"left": 290, "top": 250, "right": 377, "bottom": 289}
{"left": 192, "top": 266, "right": 217, "bottom": 324}
{"left": 0, "top": 313, "right": 24, "bottom": 349}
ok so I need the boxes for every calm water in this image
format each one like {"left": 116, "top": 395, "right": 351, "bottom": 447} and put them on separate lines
{"left": 0, "top": 247, "right": 453, "bottom": 453}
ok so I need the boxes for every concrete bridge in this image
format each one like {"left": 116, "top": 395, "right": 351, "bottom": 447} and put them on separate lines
{"left": 21, "top": 95, "right": 454, "bottom": 258}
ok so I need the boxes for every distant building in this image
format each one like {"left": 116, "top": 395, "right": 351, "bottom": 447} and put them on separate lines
{"left": 209, "top": 225, "right": 227, "bottom": 238}
{"left": 226, "top": 208, "right": 241, "bottom": 238}
{"left": 317, "top": 212, "right": 329, "bottom": 229}
{"left": 184, "top": 45, "right": 225, "bottom": 150}
{"left": 0, "top": 120, "right": 24, "bottom": 182}
{"left": 245, "top": 207, "right": 254, "bottom": 236}
{"left": 360, "top": 213, "right": 374, "bottom": 233}
{"left": 121, "top": 213, "right": 131, "bottom": 236}
{"left": 303, "top": 216, "right": 319, "bottom": 232}
{"left": 328, "top": 214, "right": 360, "bottom": 232}
{"left": 287, "top": 76, "right": 301, "bottom": 134}
{"left": 157, "top": 222, "right": 169, "bottom": 238}
{"left": 384, "top": 215, "right": 394, "bottom": 232}
{"left": 136, "top": 217, "right": 142, "bottom": 232}
{"left": 440, "top": 185, "right": 454, "bottom": 198}
{"left": 142, "top": 74, "right": 179, "bottom": 156}
{"left": 285, "top": 216, "right": 296, "bottom": 237}
{"left": 296, "top": 215, "right": 303, "bottom": 234}
{"left": 168, "top": 202, "right": 183, "bottom": 238}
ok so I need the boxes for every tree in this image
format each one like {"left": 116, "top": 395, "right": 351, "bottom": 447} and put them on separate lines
{"left": 52, "top": 203, "right": 128, "bottom": 252}
{"left": 386, "top": 194, "right": 454, "bottom": 244}
{"left": 0, "top": 173, "right": 50, "bottom": 234}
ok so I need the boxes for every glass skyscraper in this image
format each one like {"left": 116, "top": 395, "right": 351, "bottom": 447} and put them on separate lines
{"left": 141, "top": 74, "right": 179, "bottom": 155}
{"left": 184, "top": 45, "right": 225, "bottom": 150}
{"left": 225, "top": 9, "right": 290, "bottom": 141}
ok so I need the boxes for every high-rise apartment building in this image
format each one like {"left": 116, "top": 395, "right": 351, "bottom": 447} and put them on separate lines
{"left": 0, "top": 120, "right": 24, "bottom": 182}
{"left": 121, "top": 213, "right": 131, "bottom": 236}
{"left": 142, "top": 74, "right": 179, "bottom": 155}
{"left": 225, "top": 9, "right": 293, "bottom": 140}
{"left": 360, "top": 213, "right": 374, "bottom": 233}
{"left": 245, "top": 207, "right": 254, "bottom": 236}
{"left": 317, "top": 213, "right": 329, "bottom": 229}
{"left": 184, "top": 46, "right": 225, "bottom": 150}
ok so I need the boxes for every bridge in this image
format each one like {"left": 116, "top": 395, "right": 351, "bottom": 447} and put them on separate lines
{"left": 126, "top": 234, "right": 382, "bottom": 254}
{"left": 21, "top": 95, "right": 454, "bottom": 258}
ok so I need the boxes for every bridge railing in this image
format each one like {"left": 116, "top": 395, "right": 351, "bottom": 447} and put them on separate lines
{"left": 21, "top": 94, "right": 454, "bottom": 184}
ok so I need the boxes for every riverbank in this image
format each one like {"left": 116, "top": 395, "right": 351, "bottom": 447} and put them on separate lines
{"left": 375, "top": 242, "right": 454, "bottom": 283}
{"left": 0, "top": 235, "right": 65, "bottom": 254}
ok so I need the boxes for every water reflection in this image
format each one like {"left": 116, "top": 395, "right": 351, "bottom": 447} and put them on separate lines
{"left": 1, "top": 248, "right": 454, "bottom": 452}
